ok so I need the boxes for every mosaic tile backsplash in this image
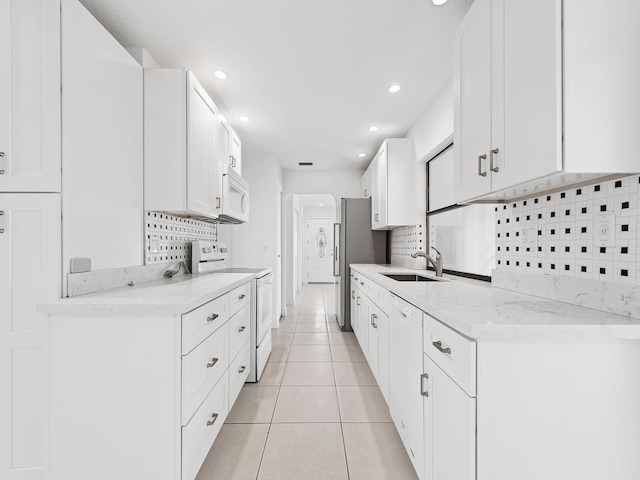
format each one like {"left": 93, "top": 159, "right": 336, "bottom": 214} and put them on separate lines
{"left": 390, "top": 224, "right": 427, "bottom": 269}
{"left": 495, "top": 175, "right": 640, "bottom": 284}
{"left": 145, "top": 211, "right": 217, "bottom": 265}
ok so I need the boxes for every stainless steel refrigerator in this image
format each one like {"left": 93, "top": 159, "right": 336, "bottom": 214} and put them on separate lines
{"left": 333, "top": 198, "right": 387, "bottom": 331}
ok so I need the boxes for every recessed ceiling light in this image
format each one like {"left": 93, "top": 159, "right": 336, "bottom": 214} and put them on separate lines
{"left": 239, "top": 115, "right": 251, "bottom": 122}
{"left": 388, "top": 84, "right": 401, "bottom": 93}
{"left": 358, "top": 153, "right": 367, "bottom": 158}
{"left": 432, "top": 0, "right": 448, "bottom": 5}
{"left": 213, "top": 70, "right": 228, "bottom": 80}
{"left": 368, "top": 126, "right": 379, "bottom": 132}
{"left": 319, "top": 203, "right": 324, "bottom": 206}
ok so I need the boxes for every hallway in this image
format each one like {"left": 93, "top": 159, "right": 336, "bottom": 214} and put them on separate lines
{"left": 196, "top": 283, "right": 418, "bottom": 480}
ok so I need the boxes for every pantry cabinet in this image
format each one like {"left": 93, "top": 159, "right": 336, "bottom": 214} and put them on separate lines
{"left": 454, "top": 0, "right": 640, "bottom": 203}
{"left": 0, "top": 0, "right": 61, "bottom": 193}
{"left": 0, "top": 194, "right": 61, "bottom": 480}
{"left": 370, "top": 139, "right": 425, "bottom": 230}
{"left": 144, "top": 68, "right": 221, "bottom": 220}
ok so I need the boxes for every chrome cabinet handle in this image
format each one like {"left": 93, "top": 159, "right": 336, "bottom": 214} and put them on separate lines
{"left": 360, "top": 281, "right": 364, "bottom": 286}
{"left": 239, "top": 294, "right": 246, "bottom": 300}
{"left": 206, "top": 413, "right": 219, "bottom": 426}
{"left": 432, "top": 340, "right": 451, "bottom": 354}
{"left": 370, "top": 314, "right": 375, "bottom": 326}
{"left": 371, "top": 314, "right": 377, "bottom": 328}
{"left": 356, "top": 297, "right": 361, "bottom": 306}
{"left": 238, "top": 365, "right": 246, "bottom": 373}
{"left": 490, "top": 148, "right": 499, "bottom": 172}
{"left": 0, "top": 210, "right": 3, "bottom": 233}
{"left": 207, "top": 357, "right": 219, "bottom": 368}
{"left": 421, "top": 373, "right": 429, "bottom": 397}
{"left": 238, "top": 326, "right": 246, "bottom": 332}
{"left": 375, "top": 213, "right": 380, "bottom": 221}
{"left": 351, "top": 291, "right": 355, "bottom": 299}
{"left": 207, "top": 313, "right": 219, "bottom": 322}
{"left": 0, "top": 151, "right": 4, "bottom": 175}
{"left": 364, "top": 188, "right": 368, "bottom": 196}
{"left": 477, "top": 154, "right": 487, "bottom": 177}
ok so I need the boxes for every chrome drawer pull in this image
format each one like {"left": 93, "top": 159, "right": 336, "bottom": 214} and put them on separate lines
{"left": 207, "top": 357, "right": 219, "bottom": 368}
{"left": 238, "top": 326, "right": 246, "bottom": 332}
{"left": 477, "top": 154, "right": 487, "bottom": 177}
{"left": 490, "top": 148, "right": 500, "bottom": 172}
{"left": 432, "top": 340, "right": 451, "bottom": 354}
{"left": 206, "top": 413, "right": 219, "bottom": 426}
{"left": 207, "top": 313, "right": 219, "bottom": 322}
{"left": 238, "top": 365, "right": 246, "bottom": 373}
{"left": 239, "top": 294, "right": 246, "bottom": 300}
{"left": 420, "top": 373, "right": 429, "bottom": 397}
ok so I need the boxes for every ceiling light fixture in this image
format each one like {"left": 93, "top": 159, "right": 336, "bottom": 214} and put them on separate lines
{"left": 388, "top": 84, "right": 401, "bottom": 93}
{"left": 239, "top": 115, "right": 251, "bottom": 122}
{"left": 213, "top": 70, "right": 228, "bottom": 80}
{"left": 368, "top": 126, "right": 379, "bottom": 132}
{"left": 319, "top": 203, "right": 324, "bottom": 206}
{"left": 432, "top": 0, "right": 448, "bottom": 5}
{"left": 358, "top": 153, "right": 366, "bottom": 158}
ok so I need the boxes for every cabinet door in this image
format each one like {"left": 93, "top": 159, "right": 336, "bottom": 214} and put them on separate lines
{"left": 355, "top": 289, "right": 367, "bottom": 350}
{"left": 493, "top": 0, "right": 562, "bottom": 190}
{"left": 230, "top": 129, "right": 242, "bottom": 175}
{"left": 0, "top": 0, "right": 61, "bottom": 193}
{"left": 454, "top": 0, "right": 492, "bottom": 202}
{"left": 216, "top": 116, "right": 231, "bottom": 171}
{"left": 187, "top": 73, "right": 218, "bottom": 218}
{"left": 0, "top": 194, "right": 61, "bottom": 480}
{"left": 423, "top": 354, "right": 475, "bottom": 480}
{"left": 376, "top": 307, "right": 389, "bottom": 404}
{"left": 372, "top": 145, "right": 388, "bottom": 229}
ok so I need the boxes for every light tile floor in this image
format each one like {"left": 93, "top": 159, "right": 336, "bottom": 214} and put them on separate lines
{"left": 196, "top": 283, "right": 418, "bottom": 480}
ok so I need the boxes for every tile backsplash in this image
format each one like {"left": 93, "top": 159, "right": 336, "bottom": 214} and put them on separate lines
{"left": 390, "top": 224, "right": 427, "bottom": 269}
{"left": 495, "top": 175, "right": 640, "bottom": 285}
{"left": 145, "top": 211, "right": 217, "bottom": 265}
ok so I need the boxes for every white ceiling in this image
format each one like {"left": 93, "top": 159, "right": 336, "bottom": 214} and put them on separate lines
{"left": 79, "top": 0, "right": 473, "bottom": 171}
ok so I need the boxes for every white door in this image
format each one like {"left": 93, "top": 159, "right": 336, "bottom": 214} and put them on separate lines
{"left": 187, "top": 73, "right": 218, "bottom": 218}
{"left": 306, "top": 217, "right": 335, "bottom": 283}
{"left": 423, "top": 354, "right": 476, "bottom": 480}
{"left": 0, "top": 193, "right": 61, "bottom": 480}
{"left": 0, "top": 0, "right": 61, "bottom": 193}
{"left": 454, "top": 0, "right": 493, "bottom": 202}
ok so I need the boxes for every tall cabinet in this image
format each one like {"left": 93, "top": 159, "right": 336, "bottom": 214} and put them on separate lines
{"left": 0, "top": 2, "right": 61, "bottom": 480}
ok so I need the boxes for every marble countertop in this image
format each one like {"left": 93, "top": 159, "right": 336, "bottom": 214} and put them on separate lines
{"left": 38, "top": 270, "right": 268, "bottom": 315}
{"left": 351, "top": 264, "right": 640, "bottom": 340}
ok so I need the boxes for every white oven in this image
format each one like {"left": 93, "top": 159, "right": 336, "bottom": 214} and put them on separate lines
{"left": 218, "top": 166, "right": 250, "bottom": 224}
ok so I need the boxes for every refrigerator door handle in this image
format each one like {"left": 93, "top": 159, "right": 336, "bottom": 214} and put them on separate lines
{"left": 333, "top": 223, "right": 340, "bottom": 276}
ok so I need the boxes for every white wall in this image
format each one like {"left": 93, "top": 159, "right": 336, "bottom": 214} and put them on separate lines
{"left": 405, "top": 79, "right": 454, "bottom": 162}
{"left": 61, "top": 0, "right": 144, "bottom": 294}
{"left": 217, "top": 155, "right": 283, "bottom": 323}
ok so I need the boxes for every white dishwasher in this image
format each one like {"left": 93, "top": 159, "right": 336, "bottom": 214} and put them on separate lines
{"left": 389, "top": 293, "right": 425, "bottom": 480}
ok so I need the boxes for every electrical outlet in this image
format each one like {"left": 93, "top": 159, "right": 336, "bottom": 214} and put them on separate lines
{"left": 595, "top": 213, "right": 615, "bottom": 247}
{"left": 521, "top": 227, "right": 537, "bottom": 246}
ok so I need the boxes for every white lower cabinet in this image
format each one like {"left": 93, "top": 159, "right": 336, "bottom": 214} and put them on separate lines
{"left": 47, "top": 280, "right": 254, "bottom": 480}
{"left": 422, "top": 354, "right": 476, "bottom": 480}
{"left": 367, "top": 299, "right": 389, "bottom": 403}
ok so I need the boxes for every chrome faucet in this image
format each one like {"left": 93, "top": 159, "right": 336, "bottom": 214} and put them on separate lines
{"left": 164, "top": 261, "right": 190, "bottom": 278}
{"left": 411, "top": 247, "right": 444, "bottom": 277}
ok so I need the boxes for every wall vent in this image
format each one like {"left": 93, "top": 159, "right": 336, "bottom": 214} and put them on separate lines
{"left": 298, "top": 162, "right": 313, "bottom": 166}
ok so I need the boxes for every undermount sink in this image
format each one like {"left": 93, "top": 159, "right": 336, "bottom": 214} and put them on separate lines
{"left": 382, "top": 273, "right": 446, "bottom": 282}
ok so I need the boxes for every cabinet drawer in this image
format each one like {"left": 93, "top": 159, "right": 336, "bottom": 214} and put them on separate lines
{"left": 182, "top": 294, "right": 230, "bottom": 354}
{"left": 182, "top": 370, "right": 229, "bottom": 480}
{"left": 229, "top": 338, "right": 251, "bottom": 407}
{"left": 423, "top": 314, "right": 476, "bottom": 397}
{"left": 229, "top": 282, "right": 251, "bottom": 316}
{"left": 182, "top": 322, "right": 229, "bottom": 424}
{"left": 367, "top": 279, "right": 389, "bottom": 314}
{"left": 229, "top": 303, "right": 251, "bottom": 360}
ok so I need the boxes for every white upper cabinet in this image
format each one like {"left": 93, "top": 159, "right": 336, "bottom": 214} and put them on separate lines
{"left": 0, "top": 0, "right": 61, "bottom": 192}
{"left": 360, "top": 162, "right": 373, "bottom": 198}
{"left": 144, "top": 69, "right": 221, "bottom": 220}
{"left": 454, "top": 0, "right": 640, "bottom": 203}
{"left": 216, "top": 116, "right": 242, "bottom": 176}
{"left": 371, "top": 138, "right": 425, "bottom": 230}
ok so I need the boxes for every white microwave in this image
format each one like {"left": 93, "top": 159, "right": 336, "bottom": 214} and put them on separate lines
{"left": 218, "top": 165, "right": 250, "bottom": 224}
